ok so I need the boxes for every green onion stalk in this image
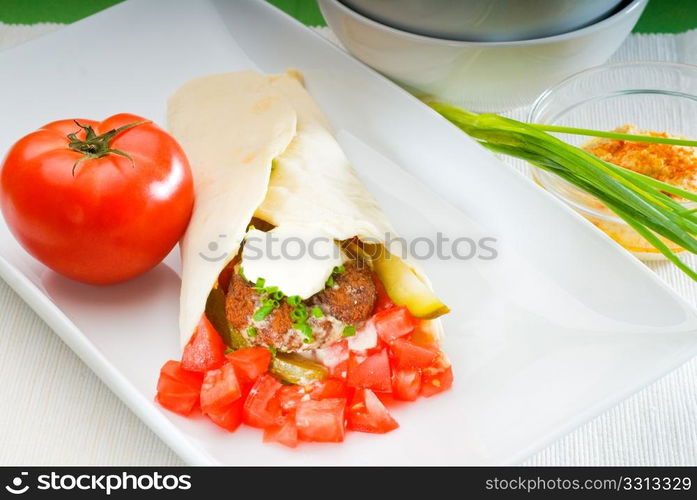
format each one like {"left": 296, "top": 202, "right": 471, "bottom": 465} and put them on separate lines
{"left": 429, "top": 102, "right": 697, "bottom": 281}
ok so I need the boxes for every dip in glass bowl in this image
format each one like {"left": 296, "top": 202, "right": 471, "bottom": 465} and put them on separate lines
{"left": 529, "top": 62, "right": 697, "bottom": 260}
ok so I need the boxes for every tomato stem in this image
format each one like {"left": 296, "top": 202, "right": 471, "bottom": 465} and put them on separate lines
{"left": 67, "top": 119, "right": 149, "bottom": 175}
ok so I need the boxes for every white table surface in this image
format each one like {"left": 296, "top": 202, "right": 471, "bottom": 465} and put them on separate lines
{"left": 0, "top": 22, "right": 696, "bottom": 466}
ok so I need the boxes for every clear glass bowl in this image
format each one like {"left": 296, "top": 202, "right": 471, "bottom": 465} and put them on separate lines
{"left": 528, "top": 62, "right": 697, "bottom": 260}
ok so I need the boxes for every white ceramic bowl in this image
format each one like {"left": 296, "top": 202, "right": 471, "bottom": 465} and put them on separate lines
{"left": 341, "top": 0, "right": 623, "bottom": 42}
{"left": 319, "top": 0, "right": 648, "bottom": 112}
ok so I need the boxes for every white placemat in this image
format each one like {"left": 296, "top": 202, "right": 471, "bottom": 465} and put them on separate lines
{"left": 0, "top": 22, "right": 695, "bottom": 465}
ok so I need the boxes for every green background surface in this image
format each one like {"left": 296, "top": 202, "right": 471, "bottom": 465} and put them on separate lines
{"left": 0, "top": 0, "right": 694, "bottom": 34}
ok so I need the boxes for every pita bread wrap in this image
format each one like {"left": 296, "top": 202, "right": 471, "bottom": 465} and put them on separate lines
{"left": 168, "top": 70, "right": 447, "bottom": 349}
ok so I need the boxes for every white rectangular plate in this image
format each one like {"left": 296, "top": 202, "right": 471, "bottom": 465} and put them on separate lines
{"left": 1, "top": 0, "right": 696, "bottom": 465}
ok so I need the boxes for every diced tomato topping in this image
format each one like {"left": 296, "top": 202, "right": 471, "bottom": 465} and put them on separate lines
{"left": 181, "top": 316, "right": 226, "bottom": 373}
{"left": 315, "top": 339, "right": 349, "bottom": 378}
{"left": 295, "top": 398, "right": 346, "bottom": 443}
{"left": 200, "top": 362, "right": 242, "bottom": 415}
{"left": 390, "top": 338, "right": 438, "bottom": 370}
{"left": 276, "top": 384, "right": 306, "bottom": 413}
{"left": 374, "top": 306, "right": 417, "bottom": 343}
{"left": 206, "top": 399, "right": 244, "bottom": 432}
{"left": 156, "top": 360, "right": 204, "bottom": 416}
{"left": 347, "top": 388, "right": 399, "bottom": 434}
{"left": 347, "top": 349, "right": 392, "bottom": 393}
{"left": 263, "top": 416, "right": 299, "bottom": 448}
{"left": 421, "top": 353, "right": 454, "bottom": 397}
{"left": 225, "top": 347, "right": 271, "bottom": 385}
{"left": 410, "top": 322, "right": 439, "bottom": 349}
{"left": 243, "top": 374, "right": 283, "bottom": 428}
{"left": 391, "top": 367, "right": 422, "bottom": 401}
{"left": 309, "top": 378, "right": 349, "bottom": 400}
{"left": 372, "top": 272, "right": 395, "bottom": 312}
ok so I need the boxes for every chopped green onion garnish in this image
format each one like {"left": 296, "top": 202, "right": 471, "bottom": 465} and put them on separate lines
{"left": 293, "top": 323, "right": 314, "bottom": 343}
{"left": 311, "top": 306, "right": 324, "bottom": 318}
{"left": 287, "top": 295, "right": 302, "bottom": 306}
{"left": 272, "top": 290, "right": 284, "bottom": 301}
{"left": 325, "top": 276, "right": 335, "bottom": 288}
{"left": 238, "top": 267, "right": 246, "bottom": 280}
{"left": 265, "top": 286, "right": 278, "bottom": 294}
{"left": 343, "top": 325, "right": 356, "bottom": 337}
{"left": 247, "top": 326, "right": 258, "bottom": 338}
{"left": 253, "top": 304, "right": 274, "bottom": 322}
{"left": 263, "top": 298, "right": 280, "bottom": 309}
{"left": 267, "top": 345, "right": 277, "bottom": 356}
{"left": 224, "top": 348, "right": 234, "bottom": 354}
{"left": 254, "top": 277, "right": 266, "bottom": 290}
{"left": 290, "top": 307, "right": 309, "bottom": 322}
{"left": 333, "top": 265, "right": 345, "bottom": 275}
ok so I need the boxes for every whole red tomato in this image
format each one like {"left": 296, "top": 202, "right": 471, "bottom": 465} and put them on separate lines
{"left": 0, "top": 113, "right": 194, "bottom": 284}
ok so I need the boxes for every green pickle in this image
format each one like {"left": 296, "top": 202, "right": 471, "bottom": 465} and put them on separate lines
{"left": 270, "top": 352, "right": 328, "bottom": 385}
{"left": 205, "top": 287, "right": 249, "bottom": 350}
{"left": 206, "top": 286, "right": 327, "bottom": 385}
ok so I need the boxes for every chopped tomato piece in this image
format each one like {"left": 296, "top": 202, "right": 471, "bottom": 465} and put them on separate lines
{"left": 390, "top": 338, "right": 438, "bottom": 369}
{"left": 156, "top": 360, "right": 204, "bottom": 416}
{"left": 316, "top": 339, "right": 349, "bottom": 378}
{"left": 206, "top": 399, "right": 244, "bottom": 432}
{"left": 410, "top": 322, "right": 439, "bottom": 349}
{"left": 347, "top": 388, "right": 399, "bottom": 434}
{"left": 181, "top": 316, "right": 226, "bottom": 373}
{"left": 225, "top": 347, "right": 271, "bottom": 384}
{"left": 309, "top": 378, "right": 349, "bottom": 400}
{"left": 391, "top": 367, "right": 421, "bottom": 401}
{"left": 347, "top": 349, "right": 392, "bottom": 393}
{"left": 276, "top": 384, "right": 306, "bottom": 413}
{"left": 421, "top": 353, "right": 454, "bottom": 397}
{"left": 243, "top": 374, "right": 283, "bottom": 428}
{"left": 296, "top": 398, "right": 346, "bottom": 442}
{"left": 374, "top": 307, "right": 417, "bottom": 343}
{"left": 372, "top": 272, "right": 395, "bottom": 312}
{"left": 200, "top": 362, "right": 242, "bottom": 415}
{"left": 263, "top": 416, "right": 299, "bottom": 448}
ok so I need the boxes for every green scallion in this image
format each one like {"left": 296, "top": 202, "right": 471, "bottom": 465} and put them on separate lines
{"left": 254, "top": 277, "right": 266, "bottom": 291}
{"left": 430, "top": 101, "right": 697, "bottom": 281}
{"left": 325, "top": 276, "right": 335, "bottom": 288}
{"left": 247, "top": 326, "right": 258, "bottom": 338}
{"left": 311, "top": 306, "right": 324, "bottom": 318}
{"left": 253, "top": 304, "right": 274, "bottom": 322}
{"left": 343, "top": 325, "right": 356, "bottom": 337}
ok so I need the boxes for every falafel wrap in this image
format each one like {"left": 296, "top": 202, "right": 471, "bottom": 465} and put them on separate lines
{"left": 167, "top": 70, "right": 449, "bottom": 380}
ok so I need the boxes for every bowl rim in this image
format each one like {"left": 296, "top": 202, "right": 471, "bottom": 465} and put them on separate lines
{"left": 529, "top": 61, "right": 697, "bottom": 123}
{"left": 319, "top": 0, "right": 647, "bottom": 47}
{"left": 527, "top": 61, "right": 697, "bottom": 224}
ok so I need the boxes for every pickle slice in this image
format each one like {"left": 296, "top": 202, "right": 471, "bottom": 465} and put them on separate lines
{"left": 365, "top": 243, "right": 449, "bottom": 319}
{"left": 205, "top": 287, "right": 249, "bottom": 350}
{"left": 270, "top": 352, "right": 328, "bottom": 385}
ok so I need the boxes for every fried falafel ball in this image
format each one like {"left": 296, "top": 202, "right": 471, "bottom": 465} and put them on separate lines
{"left": 225, "top": 261, "right": 377, "bottom": 352}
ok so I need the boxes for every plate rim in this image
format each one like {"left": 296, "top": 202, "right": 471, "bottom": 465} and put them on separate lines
{"left": 0, "top": 0, "right": 695, "bottom": 465}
